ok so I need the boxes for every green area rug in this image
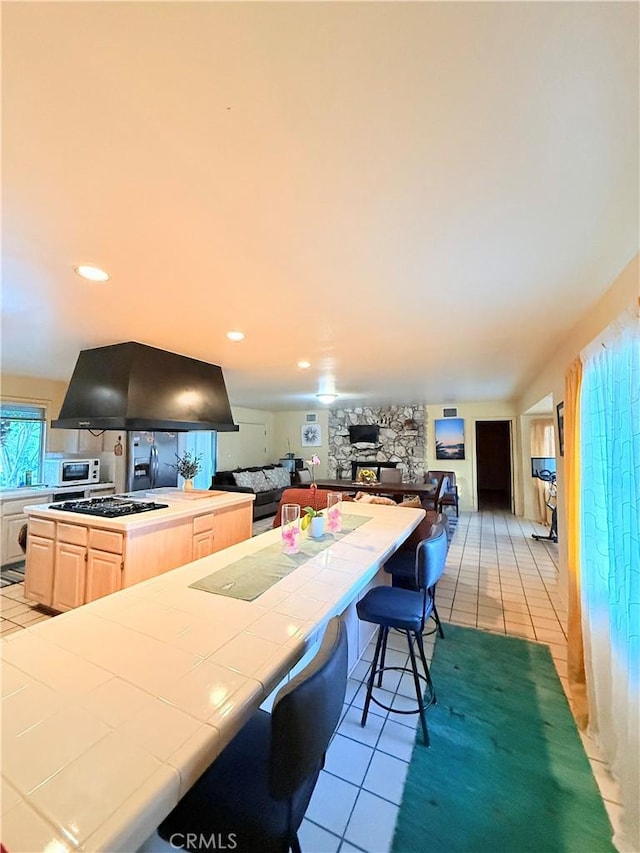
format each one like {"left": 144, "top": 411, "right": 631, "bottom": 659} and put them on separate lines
{"left": 392, "top": 624, "right": 614, "bottom": 853}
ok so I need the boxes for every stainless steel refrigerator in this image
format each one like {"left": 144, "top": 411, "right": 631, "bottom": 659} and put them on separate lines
{"left": 126, "top": 431, "right": 179, "bottom": 492}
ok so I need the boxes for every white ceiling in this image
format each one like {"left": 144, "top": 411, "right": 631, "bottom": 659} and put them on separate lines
{"left": 2, "top": 1, "right": 638, "bottom": 411}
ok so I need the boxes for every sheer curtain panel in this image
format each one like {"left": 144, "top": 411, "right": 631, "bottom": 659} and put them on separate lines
{"left": 579, "top": 308, "right": 639, "bottom": 852}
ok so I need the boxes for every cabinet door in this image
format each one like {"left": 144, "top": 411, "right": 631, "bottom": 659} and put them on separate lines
{"left": 3, "top": 514, "right": 28, "bottom": 565}
{"left": 52, "top": 542, "right": 87, "bottom": 612}
{"left": 24, "top": 535, "right": 55, "bottom": 606}
{"left": 213, "top": 505, "right": 253, "bottom": 553}
{"left": 193, "top": 530, "right": 215, "bottom": 560}
{"left": 86, "top": 550, "right": 122, "bottom": 603}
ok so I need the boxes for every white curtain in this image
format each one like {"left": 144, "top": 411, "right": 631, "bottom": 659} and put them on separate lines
{"left": 579, "top": 308, "right": 639, "bottom": 852}
{"left": 530, "top": 418, "right": 555, "bottom": 523}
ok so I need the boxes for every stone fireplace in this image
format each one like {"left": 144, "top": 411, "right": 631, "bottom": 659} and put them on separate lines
{"left": 327, "top": 405, "right": 426, "bottom": 483}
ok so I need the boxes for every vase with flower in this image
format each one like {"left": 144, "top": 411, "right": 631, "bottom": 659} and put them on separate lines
{"left": 301, "top": 455, "right": 324, "bottom": 537}
{"left": 171, "top": 450, "right": 203, "bottom": 490}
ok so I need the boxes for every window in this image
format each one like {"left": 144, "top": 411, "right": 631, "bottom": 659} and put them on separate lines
{"left": 0, "top": 402, "right": 47, "bottom": 487}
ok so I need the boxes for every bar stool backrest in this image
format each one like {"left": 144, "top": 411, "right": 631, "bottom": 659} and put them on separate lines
{"left": 416, "top": 523, "right": 448, "bottom": 592}
{"left": 269, "top": 618, "right": 348, "bottom": 800}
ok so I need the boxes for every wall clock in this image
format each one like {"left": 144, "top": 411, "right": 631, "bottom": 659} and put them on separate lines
{"left": 301, "top": 424, "right": 322, "bottom": 446}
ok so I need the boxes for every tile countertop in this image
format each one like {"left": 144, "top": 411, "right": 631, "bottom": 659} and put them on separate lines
{"left": 0, "top": 483, "right": 116, "bottom": 501}
{"left": 0, "top": 502, "right": 425, "bottom": 853}
{"left": 21, "top": 489, "right": 255, "bottom": 531}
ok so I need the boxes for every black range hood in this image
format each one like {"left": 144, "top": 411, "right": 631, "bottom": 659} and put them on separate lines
{"left": 52, "top": 342, "right": 239, "bottom": 432}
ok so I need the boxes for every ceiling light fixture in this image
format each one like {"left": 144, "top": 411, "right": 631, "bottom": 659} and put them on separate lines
{"left": 226, "top": 331, "right": 245, "bottom": 342}
{"left": 316, "top": 393, "right": 338, "bottom": 404}
{"left": 298, "top": 360, "right": 311, "bottom": 369}
{"left": 74, "top": 265, "right": 109, "bottom": 282}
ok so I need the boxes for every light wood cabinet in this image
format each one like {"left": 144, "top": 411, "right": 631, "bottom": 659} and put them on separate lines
{"left": 1, "top": 487, "right": 116, "bottom": 568}
{"left": 213, "top": 505, "right": 253, "bottom": 552}
{"left": 192, "top": 512, "right": 215, "bottom": 560}
{"left": 53, "top": 542, "right": 87, "bottom": 611}
{"left": 86, "top": 550, "right": 122, "bottom": 603}
{"left": 24, "top": 498, "right": 253, "bottom": 612}
{"left": 24, "top": 534, "right": 55, "bottom": 605}
{"left": 193, "top": 530, "right": 215, "bottom": 560}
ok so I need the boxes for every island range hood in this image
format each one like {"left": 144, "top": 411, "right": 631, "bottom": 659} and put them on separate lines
{"left": 52, "top": 342, "right": 239, "bottom": 432}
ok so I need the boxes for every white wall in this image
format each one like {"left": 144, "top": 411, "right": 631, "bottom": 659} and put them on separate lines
{"left": 516, "top": 252, "right": 639, "bottom": 603}
{"left": 216, "top": 407, "right": 276, "bottom": 471}
{"left": 273, "top": 409, "right": 331, "bottom": 478}
{"left": 425, "top": 401, "right": 520, "bottom": 513}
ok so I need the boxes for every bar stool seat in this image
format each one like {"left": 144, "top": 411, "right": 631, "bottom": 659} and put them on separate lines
{"left": 356, "top": 522, "right": 448, "bottom": 747}
{"left": 357, "top": 586, "right": 426, "bottom": 633}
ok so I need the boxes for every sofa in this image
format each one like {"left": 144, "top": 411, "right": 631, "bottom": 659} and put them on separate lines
{"left": 211, "top": 464, "right": 292, "bottom": 521}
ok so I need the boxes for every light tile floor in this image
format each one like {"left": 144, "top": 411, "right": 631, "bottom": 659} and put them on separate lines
{"left": 2, "top": 511, "right": 624, "bottom": 852}
{"left": 294, "top": 509, "right": 623, "bottom": 853}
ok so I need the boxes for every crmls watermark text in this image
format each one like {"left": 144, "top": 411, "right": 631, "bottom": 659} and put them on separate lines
{"left": 169, "top": 833, "right": 238, "bottom": 850}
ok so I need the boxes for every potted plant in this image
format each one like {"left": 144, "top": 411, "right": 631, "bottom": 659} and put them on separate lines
{"left": 301, "top": 504, "right": 325, "bottom": 538}
{"left": 301, "top": 455, "right": 324, "bottom": 537}
{"left": 171, "top": 450, "right": 203, "bottom": 490}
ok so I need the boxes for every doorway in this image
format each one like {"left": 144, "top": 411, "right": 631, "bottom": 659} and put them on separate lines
{"left": 475, "top": 421, "right": 512, "bottom": 511}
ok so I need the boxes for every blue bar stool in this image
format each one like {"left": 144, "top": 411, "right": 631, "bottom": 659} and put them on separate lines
{"left": 356, "top": 523, "right": 448, "bottom": 746}
{"left": 384, "top": 511, "right": 449, "bottom": 638}
{"left": 158, "top": 618, "right": 348, "bottom": 853}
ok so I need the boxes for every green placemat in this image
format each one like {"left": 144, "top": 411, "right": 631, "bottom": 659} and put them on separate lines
{"left": 189, "top": 514, "right": 372, "bottom": 601}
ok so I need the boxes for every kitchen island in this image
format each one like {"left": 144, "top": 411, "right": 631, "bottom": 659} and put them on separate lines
{"left": 1, "top": 501, "right": 425, "bottom": 852}
{"left": 1, "top": 482, "right": 116, "bottom": 568}
{"left": 23, "top": 490, "right": 255, "bottom": 612}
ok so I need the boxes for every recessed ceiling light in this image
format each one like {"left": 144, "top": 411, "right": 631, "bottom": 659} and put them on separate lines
{"left": 316, "top": 393, "right": 338, "bottom": 404}
{"left": 227, "top": 331, "right": 245, "bottom": 342}
{"left": 74, "top": 265, "right": 109, "bottom": 282}
{"left": 298, "top": 360, "right": 311, "bottom": 369}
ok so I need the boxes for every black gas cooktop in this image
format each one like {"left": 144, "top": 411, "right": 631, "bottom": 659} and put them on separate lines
{"left": 50, "top": 497, "right": 169, "bottom": 518}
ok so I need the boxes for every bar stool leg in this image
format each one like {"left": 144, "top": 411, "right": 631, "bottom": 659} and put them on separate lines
{"left": 415, "top": 630, "right": 436, "bottom": 704}
{"left": 431, "top": 592, "right": 445, "bottom": 639}
{"left": 407, "top": 630, "right": 429, "bottom": 747}
{"left": 361, "top": 626, "right": 385, "bottom": 728}
{"left": 377, "top": 627, "right": 389, "bottom": 688}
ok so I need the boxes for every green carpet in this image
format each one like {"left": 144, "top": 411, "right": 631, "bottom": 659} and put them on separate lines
{"left": 392, "top": 624, "right": 614, "bottom": 853}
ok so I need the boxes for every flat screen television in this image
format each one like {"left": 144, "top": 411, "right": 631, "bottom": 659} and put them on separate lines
{"left": 531, "top": 457, "right": 556, "bottom": 478}
{"left": 349, "top": 424, "right": 379, "bottom": 444}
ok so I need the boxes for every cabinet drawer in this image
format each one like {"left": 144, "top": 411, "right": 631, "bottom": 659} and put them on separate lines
{"left": 57, "top": 523, "right": 88, "bottom": 546}
{"left": 193, "top": 512, "right": 215, "bottom": 534}
{"left": 28, "top": 517, "right": 56, "bottom": 540}
{"left": 89, "top": 528, "right": 124, "bottom": 555}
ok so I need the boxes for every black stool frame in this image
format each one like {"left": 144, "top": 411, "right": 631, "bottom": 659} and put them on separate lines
{"left": 361, "top": 623, "right": 436, "bottom": 746}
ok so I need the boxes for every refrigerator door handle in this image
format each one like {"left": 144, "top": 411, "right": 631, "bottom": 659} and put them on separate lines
{"left": 151, "top": 445, "right": 158, "bottom": 488}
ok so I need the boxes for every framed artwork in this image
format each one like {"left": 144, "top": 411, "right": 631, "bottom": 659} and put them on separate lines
{"left": 305, "top": 413, "right": 318, "bottom": 423}
{"left": 556, "top": 402, "right": 565, "bottom": 457}
{"left": 301, "top": 423, "right": 321, "bottom": 446}
{"left": 435, "top": 417, "right": 465, "bottom": 460}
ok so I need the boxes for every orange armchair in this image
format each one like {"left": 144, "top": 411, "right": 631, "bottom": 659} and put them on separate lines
{"left": 273, "top": 488, "right": 352, "bottom": 527}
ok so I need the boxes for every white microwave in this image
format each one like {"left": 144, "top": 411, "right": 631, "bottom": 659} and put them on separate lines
{"left": 44, "top": 457, "right": 101, "bottom": 487}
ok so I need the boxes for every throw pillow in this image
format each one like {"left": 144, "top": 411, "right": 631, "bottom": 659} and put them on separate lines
{"left": 232, "top": 470, "right": 253, "bottom": 489}
{"left": 264, "top": 467, "right": 291, "bottom": 489}
{"left": 355, "top": 491, "right": 396, "bottom": 506}
{"left": 400, "top": 496, "right": 422, "bottom": 508}
{"left": 248, "top": 470, "right": 271, "bottom": 492}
